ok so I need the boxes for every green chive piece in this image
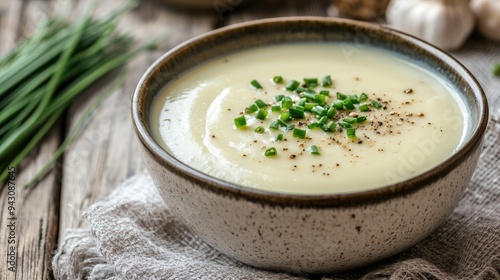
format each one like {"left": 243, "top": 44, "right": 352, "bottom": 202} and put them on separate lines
{"left": 343, "top": 98, "right": 355, "bottom": 110}
{"left": 285, "top": 124, "right": 295, "bottom": 131}
{"left": 333, "top": 100, "right": 344, "bottom": 110}
{"left": 310, "top": 145, "right": 320, "bottom": 155}
{"left": 271, "top": 105, "right": 281, "bottom": 112}
{"left": 357, "top": 116, "right": 367, "bottom": 123}
{"left": 371, "top": 100, "right": 383, "bottom": 109}
{"left": 336, "top": 92, "right": 347, "bottom": 100}
{"left": 280, "top": 112, "right": 292, "bottom": 122}
{"left": 493, "top": 64, "right": 500, "bottom": 77}
{"left": 275, "top": 133, "right": 283, "bottom": 141}
{"left": 304, "top": 102, "right": 318, "bottom": 111}
{"left": 256, "top": 109, "right": 268, "bottom": 120}
{"left": 254, "top": 126, "right": 265, "bottom": 133}
{"left": 304, "top": 77, "right": 318, "bottom": 88}
{"left": 319, "top": 90, "right": 330, "bottom": 96}
{"left": 293, "top": 128, "right": 306, "bottom": 139}
{"left": 273, "top": 75, "right": 283, "bottom": 83}
{"left": 289, "top": 107, "right": 305, "bottom": 119}
{"left": 265, "top": 147, "right": 277, "bottom": 157}
{"left": 297, "top": 98, "right": 307, "bottom": 107}
{"left": 359, "top": 103, "right": 370, "bottom": 112}
{"left": 322, "top": 75, "right": 333, "bottom": 87}
{"left": 343, "top": 117, "right": 357, "bottom": 124}
{"left": 319, "top": 115, "right": 329, "bottom": 124}
{"left": 338, "top": 121, "right": 351, "bottom": 129}
{"left": 234, "top": 116, "right": 246, "bottom": 128}
{"left": 281, "top": 96, "right": 293, "bottom": 109}
{"left": 275, "top": 94, "right": 285, "bottom": 102}
{"left": 314, "top": 94, "right": 326, "bottom": 104}
{"left": 326, "top": 107, "right": 337, "bottom": 119}
{"left": 255, "top": 99, "right": 267, "bottom": 108}
{"left": 246, "top": 103, "right": 259, "bottom": 113}
{"left": 269, "top": 120, "right": 280, "bottom": 130}
{"left": 347, "top": 127, "right": 357, "bottom": 139}
{"left": 359, "top": 92, "right": 368, "bottom": 102}
{"left": 308, "top": 122, "right": 320, "bottom": 129}
{"left": 295, "top": 86, "right": 306, "bottom": 93}
{"left": 295, "top": 105, "right": 305, "bottom": 112}
{"left": 349, "top": 94, "right": 360, "bottom": 104}
{"left": 285, "top": 80, "right": 300, "bottom": 91}
{"left": 251, "top": 79, "right": 262, "bottom": 89}
{"left": 326, "top": 121, "right": 336, "bottom": 132}
{"left": 302, "top": 92, "right": 316, "bottom": 101}
{"left": 311, "top": 105, "right": 326, "bottom": 116}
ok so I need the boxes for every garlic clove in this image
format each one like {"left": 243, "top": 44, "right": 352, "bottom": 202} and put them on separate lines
{"left": 471, "top": 0, "right": 500, "bottom": 41}
{"left": 387, "top": 0, "right": 475, "bottom": 50}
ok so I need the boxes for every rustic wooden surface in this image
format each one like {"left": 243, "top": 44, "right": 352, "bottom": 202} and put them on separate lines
{"left": 0, "top": 0, "right": 498, "bottom": 279}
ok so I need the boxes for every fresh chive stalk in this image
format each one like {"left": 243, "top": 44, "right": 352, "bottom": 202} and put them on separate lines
{"left": 0, "top": 2, "right": 143, "bottom": 187}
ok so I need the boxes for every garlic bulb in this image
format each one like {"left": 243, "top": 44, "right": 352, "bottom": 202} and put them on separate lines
{"left": 386, "top": 0, "right": 475, "bottom": 50}
{"left": 470, "top": 0, "right": 500, "bottom": 41}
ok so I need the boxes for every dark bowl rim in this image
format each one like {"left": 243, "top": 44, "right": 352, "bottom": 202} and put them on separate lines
{"left": 132, "top": 16, "right": 489, "bottom": 208}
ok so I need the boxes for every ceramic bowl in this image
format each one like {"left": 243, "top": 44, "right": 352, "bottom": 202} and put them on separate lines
{"left": 132, "top": 17, "right": 488, "bottom": 274}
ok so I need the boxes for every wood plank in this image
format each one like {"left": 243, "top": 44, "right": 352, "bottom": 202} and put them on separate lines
{"left": 0, "top": 1, "right": 61, "bottom": 279}
{"left": 58, "top": 0, "right": 218, "bottom": 242}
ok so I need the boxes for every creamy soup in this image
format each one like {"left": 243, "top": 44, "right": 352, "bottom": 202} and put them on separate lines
{"left": 150, "top": 43, "right": 466, "bottom": 194}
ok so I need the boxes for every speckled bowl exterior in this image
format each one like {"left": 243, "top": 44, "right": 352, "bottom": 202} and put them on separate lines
{"left": 132, "top": 17, "right": 488, "bottom": 274}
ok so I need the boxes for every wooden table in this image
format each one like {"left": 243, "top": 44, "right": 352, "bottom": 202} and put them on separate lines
{"left": 0, "top": 1, "right": 498, "bottom": 279}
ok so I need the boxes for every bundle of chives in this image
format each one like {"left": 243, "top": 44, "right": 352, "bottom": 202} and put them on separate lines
{"left": 0, "top": 2, "right": 143, "bottom": 187}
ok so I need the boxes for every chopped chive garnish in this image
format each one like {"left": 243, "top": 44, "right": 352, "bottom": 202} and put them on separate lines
{"left": 254, "top": 126, "right": 265, "bottom": 133}
{"left": 349, "top": 95, "right": 359, "bottom": 104}
{"left": 251, "top": 79, "right": 262, "bottom": 89}
{"left": 273, "top": 75, "right": 284, "bottom": 83}
{"left": 346, "top": 127, "right": 357, "bottom": 139}
{"left": 275, "top": 133, "right": 283, "bottom": 141}
{"left": 357, "top": 116, "right": 367, "bottom": 123}
{"left": 234, "top": 116, "right": 246, "bottom": 128}
{"left": 343, "top": 98, "right": 355, "bottom": 110}
{"left": 271, "top": 105, "right": 281, "bottom": 112}
{"left": 371, "top": 100, "right": 383, "bottom": 109}
{"left": 255, "top": 99, "right": 267, "bottom": 108}
{"left": 322, "top": 75, "right": 333, "bottom": 87}
{"left": 304, "top": 78, "right": 318, "bottom": 88}
{"left": 304, "top": 102, "right": 317, "bottom": 111}
{"left": 308, "top": 122, "right": 320, "bottom": 129}
{"left": 338, "top": 121, "right": 351, "bottom": 129}
{"left": 285, "top": 80, "right": 300, "bottom": 91}
{"left": 293, "top": 128, "right": 306, "bottom": 139}
{"left": 333, "top": 100, "right": 344, "bottom": 110}
{"left": 336, "top": 92, "right": 347, "bottom": 100}
{"left": 246, "top": 103, "right": 258, "bottom": 113}
{"left": 302, "top": 92, "right": 316, "bottom": 101}
{"left": 275, "top": 94, "right": 285, "bottom": 102}
{"left": 280, "top": 112, "right": 292, "bottom": 122}
{"left": 319, "top": 90, "right": 330, "bottom": 96}
{"left": 289, "top": 107, "right": 305, "bottom": 119}
{"left": 281, "top": 96, "right": 293, "bottom": 109}
{"left": 359, "top": 93, "right": 368, "bottom": 102}
{"left": 310, "top": 145, "right": 320, "bottom": 155}
{"left": 295, "top": 86, "right": 306, "bottom": 93}
{"left": 256, "top": 109, "right": 268, "bottom": 120}
{"left": 311, "top": 105, "right": 326, "bottom": 116}
{"left": 285, "top": 124, "right": 295, "bottom": 131}
{"left": 314, "top": 94, "right": 326, "bottom": 104}
{"left": 326, "top": 121, "right": 336, "bottom": 132}
{"left": 295, "top": 105, "right": 305, "bottom": 111}
{"left": 297, "top": 98, "right": 307, "bottom": 106}
{"left": 319, "top": 115, "right": 329, "bottom": 124}
{"left": 343, "top": 117, "right": 357, "bottom": 124}
{"left": 326, "top": 107, "right": 337, "bottom": 119}
{"left": 265, "top": 147, "right": 277, "bottom": 157}
{"left": 269, "top": 120, "right": 280, "bottom": 130}
{"left": 359, "top": 103, "right": 370, "bottom": 112}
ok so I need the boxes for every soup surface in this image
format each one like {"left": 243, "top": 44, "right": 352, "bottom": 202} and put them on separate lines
{"left": 150, "top": 43, "right": 466, "bottom": 194}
